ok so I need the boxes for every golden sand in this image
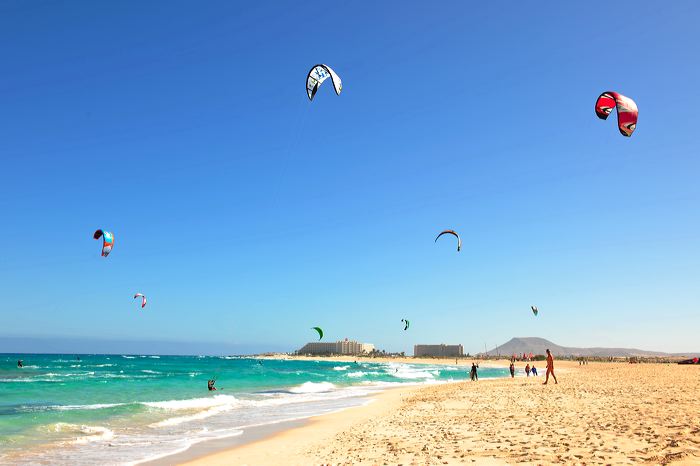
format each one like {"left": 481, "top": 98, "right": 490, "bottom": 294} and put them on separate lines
{"left": 185, "top": 361, "right": 700, "bottom": 465}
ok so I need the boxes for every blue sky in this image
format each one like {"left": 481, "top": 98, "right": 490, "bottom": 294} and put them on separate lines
{"left": 1, "top": 1, "right": 699, "bottom": 355}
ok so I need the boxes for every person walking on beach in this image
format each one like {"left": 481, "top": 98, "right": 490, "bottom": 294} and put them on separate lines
{"left": 525, "top": 363, "right": 531, "bottom": 377}
{"left": 509, "top": 362, "right": 515, "bottom": 378}
{"left": 543, "top": 349, "right": 558, "bottom": 385}
{"left": 470, "top": 362, "right": 478, "bottom": 381}
{"left": 531, "top": 365, "right": 538, "bottom": 376}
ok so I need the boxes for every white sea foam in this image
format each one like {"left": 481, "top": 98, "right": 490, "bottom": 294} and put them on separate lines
{"left": 346, "top": 371, "right": 366, "bottom": 378}
{"left": 51, "top": 403, "right": 125, "bottom": 411}
{"left": 102, "top": 373, "right": 155, "bottom": 379}
{"left": 129, "top": 429, "right": 244, "bottom": 465}
{"left": 333, "top": 365, "right": 349, "bottom": 371}
{"left": 143, "top": 394, "right": 239, "bottom": 411}
{"left": 289, "top": 381, "right": 336, "bottom": 394}
{"left": 149, "top": 404, "right": 235, "bottom": 427}
{"left": 50, "top": 423, "right": 114, "bottom": 444}
{"left": 0, "top": 378, "right": 59, "bottom": 383}
{"left": 44, "top": 372, "right": 95, "bottom": 377}
{"left": 385, "top": 363, "right": 436, "bottom": 379}
{"left": 73, "top": 425, "right": 114, "bottom": 444}
{"left": 146, "top": 385, "right": 375, "bottom": 431}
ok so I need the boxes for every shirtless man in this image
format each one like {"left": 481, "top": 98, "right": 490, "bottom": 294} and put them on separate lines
{"left": 543, "top": 349, "right": 558, "bottom": 385}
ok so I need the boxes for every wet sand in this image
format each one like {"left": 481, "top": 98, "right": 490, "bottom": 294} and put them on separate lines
{"left": 183, "top": 360, "right": 700, "bottom": 465}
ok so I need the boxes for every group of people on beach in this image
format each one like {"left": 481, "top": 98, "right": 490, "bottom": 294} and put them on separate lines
{"left": 524, "top": 363, "right": 538, "bottom": 376}
{"left": 469, "top": 349, "right": 557, "bottom": 384}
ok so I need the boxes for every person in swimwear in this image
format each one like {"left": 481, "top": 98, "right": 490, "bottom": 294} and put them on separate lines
{"left": 543, "top": 349, "right": 558, "bottom": 385}
{"left": 207, "top": 379, "right": 217, "bottom": 391}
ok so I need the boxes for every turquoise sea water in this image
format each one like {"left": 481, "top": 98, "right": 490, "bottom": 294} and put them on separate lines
{"left": 0, "top": 354, "right": 508, "bottom": 464}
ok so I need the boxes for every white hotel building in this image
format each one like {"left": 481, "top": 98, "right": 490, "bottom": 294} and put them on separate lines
{"left": 297, "top": 339, "right": 375, "bottom": 355}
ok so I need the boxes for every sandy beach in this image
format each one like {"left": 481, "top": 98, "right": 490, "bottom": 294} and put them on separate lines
{"left": 183, "top": 360, "right": 700, "bottom": 465}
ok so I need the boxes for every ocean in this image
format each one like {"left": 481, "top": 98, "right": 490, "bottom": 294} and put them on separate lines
{"left": 0, "top": 354, "right": 509, "bottom": 464}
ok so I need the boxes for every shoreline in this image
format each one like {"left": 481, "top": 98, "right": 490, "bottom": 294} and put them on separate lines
{"left": 145, "top": 356, "right": 491, "bottom": 465}
{"left": 140, "top": 418, "right": 309, "bottom": 466}
{"left": 178, "top": 385, "right": 417, "bottom": 466}
{"left": 167, "top": 364, "right": 519, "bottom": 465}
{"left": 172, "top": 361, "right": 700, "bottom": 465}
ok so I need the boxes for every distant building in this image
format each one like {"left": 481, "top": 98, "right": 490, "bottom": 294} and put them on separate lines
{"left": 298, "top": 339, "right": 375, "bottom": 355}
{"left": 414, "top": 344, "right": 464, "bottom": 357}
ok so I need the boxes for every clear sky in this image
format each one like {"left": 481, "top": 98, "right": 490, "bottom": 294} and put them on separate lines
{"left": 1, "top": 1, "right": 699, "bottom": 355}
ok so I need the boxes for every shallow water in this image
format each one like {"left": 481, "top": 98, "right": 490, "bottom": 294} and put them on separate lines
{"left": 0, "top": 354, "right": 508, "bottom": 464}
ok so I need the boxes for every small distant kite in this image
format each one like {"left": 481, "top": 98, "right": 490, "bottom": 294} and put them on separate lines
{"left": 531, "top": 306, "right": 538, "bottom": 316}
{"left": 435, "top": 230, "right": 461, "bottom": 252}
{"left": 311, "top": 326, "right": 324, "bottom": 340}
{"left": 306, "top": 64, "right": 342, "bottom": 101}
{"left": 401, "top": 319, "right": 410, "bottom": 331}
{"left": 134, "top": 293, "right": 147, "bottom": 309}
{"left": 595, "top": 91, "right": 638, "bottom": 137}
{"left": 93, "top": 230, "right": 114, "bottom": 257}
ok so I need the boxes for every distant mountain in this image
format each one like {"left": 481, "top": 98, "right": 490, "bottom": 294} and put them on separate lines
{"left": 483, "top": 337, "right": 696, "bottom": 358}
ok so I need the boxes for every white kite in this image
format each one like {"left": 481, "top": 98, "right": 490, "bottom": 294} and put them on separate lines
{"left": 306, "top": 64, "right": 342, "bottom": 101}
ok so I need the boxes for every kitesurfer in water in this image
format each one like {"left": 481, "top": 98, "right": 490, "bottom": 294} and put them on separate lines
{"left": 543, "top": 349, "right": 558, "bottom": 385}
{"left": 17, "top": 360, "right": 23, "bottom": 368}
{"left": 207, "top": 379, "right": 217, "bottom": 391}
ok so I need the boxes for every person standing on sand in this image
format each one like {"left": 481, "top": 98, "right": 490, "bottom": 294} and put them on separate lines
{"left": 470, "top": 362, "right": 478, "bottom": 381}
{"left": 531, "top": 365, "right": 537, "bottom": 376}
{"left": 509, "top": 362, "right": 515, "bottom": 378}
{"left": 543, "top": 349, "right": 558, "bottom": 385}
{"left": 525, "top": 363, "right": 531, "bottom": 377}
